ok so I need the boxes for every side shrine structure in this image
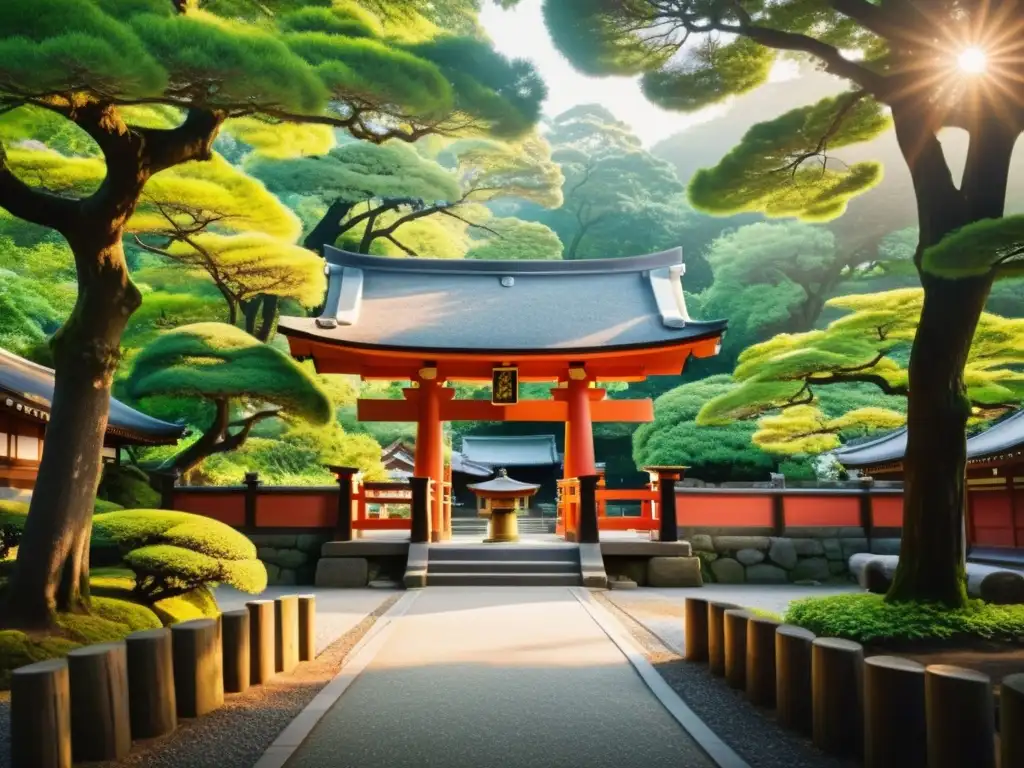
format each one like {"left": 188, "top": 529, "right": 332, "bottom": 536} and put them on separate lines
{"left": 278, "top": 246, "right": 727, "bottom": 542}
{"left": 835, "top": 411, "right": 1024, "bottom": 566}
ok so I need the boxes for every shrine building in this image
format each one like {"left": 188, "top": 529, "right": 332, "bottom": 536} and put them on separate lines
{"left": 278, "top": 246, "right": 727, "bottom": 541}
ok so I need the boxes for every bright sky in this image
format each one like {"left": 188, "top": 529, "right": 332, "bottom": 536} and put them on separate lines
{"left": 479, "top": 0, "right": 799, "bottom": 147}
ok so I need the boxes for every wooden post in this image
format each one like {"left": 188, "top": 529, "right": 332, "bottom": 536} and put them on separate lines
{"left": 812, "top": 637, "right": 864, "bottom": 756}
{"left": 577, "top": 474, "right": 600, "bottom": 544}
{"left": 683, "top": 597, "right": 709, "bottom": 662}
{"left": 247, "top": 599, "right": 276, "bottom": 685}
{"left": 1001, "top": 673, "right": 1024, "bottom": 768}
{"left": 925, "top": 665, "right": 995, "bottom": 768}
{"left": 299, "top": 594, "right": 316, "bottom": 662}
{"left": 222, "top": 609, "right": 250, "bottom": 694}
{"left": 244, "top": 471, "right": 261, "bottom": 529}
{"left": 746, "top": 615, "right": 781, "bottom": 706}
{"left": 863, "top": 655, "right": 926, "bottom": 768}
{"left": 707, "top": 601, "right": 736, "bottom": 677}
{"left": 125, "top": 628, "right": 177, "bottom": 740}
{"left": 327, "top": 466, "right": 358, "bottom": 542}
{"left": 172, "top": 618, "right": 225, "bottom": 718}
{"left": 644, "top": 466, "right": 685, "bottom": 542}
{"left": 723, "top": 609, "right": 750, "bottom": 690}
{"left": 275, "top": 595, "right": 300, "bottom": 674}
{"left": 410, "top": 475, "right": 431, "bottom": 543}
{"left": 11, "top": 659, "right": 71, "bottom": 768}
{"left": 67, "top": 642, "right": 132, "bottom": 761}
{"left": 859, "top": 477, "right": 875, "bottom": 544}
{"left": 776, "top": 625, "right": 815, "bottom": 734}
{"left": 771, "top": 492, "right": 785, "bottom": 536}
{"left": 155, "top": 470, "right": 178, "bottom": 510}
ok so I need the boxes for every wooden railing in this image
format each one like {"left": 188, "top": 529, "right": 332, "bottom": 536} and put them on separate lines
{"left": 353, "top": 481, "right": 412, "bottom": 531}
{"left": 555, "top": 478, "right": 580, "bottom": 539}
{"left": 596, "top": 487, "right": 659, "bottom": 532}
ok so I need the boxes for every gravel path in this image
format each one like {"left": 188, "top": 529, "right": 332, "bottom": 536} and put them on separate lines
{"left": 595, "top": 592, "right": 859, "bottom": 768}
{"left": 215, "top": 586, "right": 391, "bottom": 656}
{"left": 0, "top": 692, "right": 8, "bottom": 768}
{"left": 0, "top": 595, "right": 400, "bottom": 768}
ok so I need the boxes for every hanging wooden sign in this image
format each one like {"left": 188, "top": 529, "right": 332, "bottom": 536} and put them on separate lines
{"left": 491, "top": 366, "right": 519, "bottom": 405}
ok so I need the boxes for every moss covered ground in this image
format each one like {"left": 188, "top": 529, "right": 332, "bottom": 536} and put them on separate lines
{"left": 0, "top": 567, "right": 220, "bottom": 690}
{"left": 786, "top": 593, "right": 1024, "bottom": 644}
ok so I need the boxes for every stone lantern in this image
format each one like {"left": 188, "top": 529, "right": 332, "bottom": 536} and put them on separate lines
{"left": 467, "top": 469, "right": 540, "bottom": 543}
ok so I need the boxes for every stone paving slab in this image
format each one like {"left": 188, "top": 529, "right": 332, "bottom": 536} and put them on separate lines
{"left": 284, "top": 587, "right": 716, "bottom": 768}
{"left": 216, "top": 586, "right": 393, "bottom": 656}
{"left": 606, "top": 585, "right": 859, "bottom": 654}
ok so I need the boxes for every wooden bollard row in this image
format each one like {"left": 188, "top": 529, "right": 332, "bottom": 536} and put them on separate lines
{"left": 683, "top": 596, "right": 1013, "bottom": 767}
{"left": 9, "top": 594, "right": 315, "bottom": 768}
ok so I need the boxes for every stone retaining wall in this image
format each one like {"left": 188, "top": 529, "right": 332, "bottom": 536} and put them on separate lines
{"left": 249, "top": 534, "right": 329, "bottom": 586}
{"left": 689, "top": 532, "right": 901, "bottom": 584}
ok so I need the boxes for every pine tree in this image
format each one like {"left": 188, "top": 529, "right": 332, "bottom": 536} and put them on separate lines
{"left": 0, "top": 0, "right": 544, "bottom": 625}
{"left": 540, "top": 0, "right": 1024, "bottom": 605}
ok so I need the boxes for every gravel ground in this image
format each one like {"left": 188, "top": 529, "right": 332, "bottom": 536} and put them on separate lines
{"left": 0, "top": 595, "right": 400, "bottom": 768}
{"left": 595, "top": 592, "right": 858, "bottom": 768}
{"left": 0, "top": 692, "right": 8, "bottom": 768}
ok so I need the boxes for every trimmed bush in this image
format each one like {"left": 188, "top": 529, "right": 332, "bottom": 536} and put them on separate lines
{"left": 0, "top": 630, "right": 79, "bottom": 689}
{"left": 93, "top": 509, "right": 266, "bottom": 603}
{"left": 786, "top": 593, "right": 1024, "bottom": 644}
{"left": 153, "top": 586, "right": 220, "bottom": 624}
{"left": 97, "top": 464, "right": 159, "bottom": 509}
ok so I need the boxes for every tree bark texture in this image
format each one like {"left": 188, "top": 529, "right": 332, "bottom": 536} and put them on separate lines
{"left": 8, "top": 235, "right": 141, "bottom": 624}
{"left": 1, "top": 104, "right": 223, "bottom": 627}
{"left": 885, "top": 107, "right": 1019, "bottom": 606}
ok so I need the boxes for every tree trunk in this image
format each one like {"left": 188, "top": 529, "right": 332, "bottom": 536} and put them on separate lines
{"left": 7, "top": 237, "right": 141, "bottom": 626}
{"left": 255, "top": 295, "right": 278, "bottom": 342}
{"left": 168, "top": 400, "right": 229, "bottom": 475}
{"left": 887, "top": 272, "right": 992, "bottom": 605}
{"left": 566, "top": 226, "right": 586, "bottom": 260}
{"left": 242, "top": 299, "right": 260, "bottom": 336}
{"left": 303, "top": 199, "right": 354, "bottom": 254}
{"left": 885, "top": 108, "right": 1018, "bottom": 606}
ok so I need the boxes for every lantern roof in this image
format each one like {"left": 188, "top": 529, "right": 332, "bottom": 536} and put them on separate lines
{"left": 467, "top": 468, "right": 541, "bottom": 495}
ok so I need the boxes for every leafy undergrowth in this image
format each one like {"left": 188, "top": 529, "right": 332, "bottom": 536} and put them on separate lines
{"left": 785, "top": 593, "right": 1024, "bottom": 645}
{"left": 0, "top": 568, "right": 220, "bottom": 690}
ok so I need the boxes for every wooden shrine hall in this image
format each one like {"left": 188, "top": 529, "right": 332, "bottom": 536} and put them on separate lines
{"left": 278, "top": 246, "right": 727, "bottom": 541}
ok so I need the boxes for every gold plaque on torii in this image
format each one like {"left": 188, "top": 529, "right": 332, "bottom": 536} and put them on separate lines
{"left": 491, "top": 366, "right": 519, "bottom": 405}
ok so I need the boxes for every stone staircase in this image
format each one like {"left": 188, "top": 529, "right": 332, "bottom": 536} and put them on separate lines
{"left": 426, "top": 544, "right": 582, "bottom": 586}
{"left": 449, "top": 517, "right": 556, "bottom": 537}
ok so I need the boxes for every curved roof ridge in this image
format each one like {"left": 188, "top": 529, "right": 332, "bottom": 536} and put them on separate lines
{"left": 323, "top": 245, "right": 684, "bottom": 276}
{"left": 0, "top": 346, "right": 185, "bottom": 444}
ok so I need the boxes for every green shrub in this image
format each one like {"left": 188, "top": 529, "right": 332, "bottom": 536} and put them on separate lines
{"left": 153, "top": 586, "right": 220, "bottom": 624}
{"left": 0, "top": 630, "right": 80, "bottom": 689}
{"left": 0, "top": 500, "right": 28, "bottom": 528}
{"left": 93, "top": 509, "right": 266, "bottom": 603}
{"left": 785, "top": 593, "right": 1024, "bottom": 644}
{"left": 97, "top": 464, "right": 159, "bottom": 509}
{"left": 93, "top": 499, "right": 125, "bottom": 514}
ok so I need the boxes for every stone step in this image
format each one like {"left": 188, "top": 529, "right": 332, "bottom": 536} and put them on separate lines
{"left": 426, "top": 572, "right": 583, "bottom": 587}
{"left": 428, "top": 559, "right": 579, "bottom": 574}
{"left": 429, "top": 546, "right": 579, "bottom": 563}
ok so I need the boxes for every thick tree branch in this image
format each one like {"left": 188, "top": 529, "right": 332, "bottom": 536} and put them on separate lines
{"left": 0, "top": 138, "right": 80, "bottom": 232}
{"left": 141, "top": 108, "right": 226, "bottom": 174}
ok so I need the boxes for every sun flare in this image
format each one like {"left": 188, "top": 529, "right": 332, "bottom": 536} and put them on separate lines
{"left": 957, "top": 47, "right": 988, "bottom": 74}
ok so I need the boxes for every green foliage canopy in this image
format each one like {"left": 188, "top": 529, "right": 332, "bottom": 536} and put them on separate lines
{"left": 129, "top": 322, "right": 332, "bottom": 424}
{"left": 92, "top": 509, "right": 267, "bottom": 602}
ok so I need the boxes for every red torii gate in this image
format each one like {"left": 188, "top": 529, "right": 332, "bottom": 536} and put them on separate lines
{"left": 279, "top": 247, "right": 727, "bottom": 541}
